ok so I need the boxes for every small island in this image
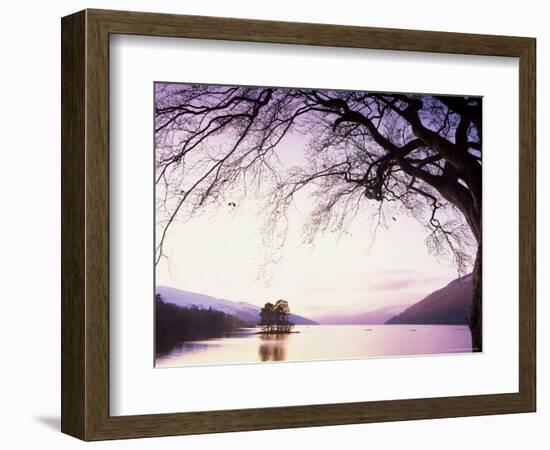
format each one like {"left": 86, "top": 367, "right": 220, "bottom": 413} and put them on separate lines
{"left": 258, "top": 299, "right": 296, "bottom": 334}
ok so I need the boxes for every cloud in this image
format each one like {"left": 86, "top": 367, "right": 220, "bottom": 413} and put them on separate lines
{"left": 370, "top": 278, "right": 416, "bottom": 291}
{"left": 368, "top": 271, "right": 452, "bottom": 293}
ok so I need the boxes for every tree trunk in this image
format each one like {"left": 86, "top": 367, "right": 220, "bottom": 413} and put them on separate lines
{"left": 469, "top": 243, "right": 482, "bottom": 352}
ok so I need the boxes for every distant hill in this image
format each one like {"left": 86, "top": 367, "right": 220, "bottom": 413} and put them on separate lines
{"left": 316, "top": 304, "right": 409, "bottom": 325}
{"left": 386, "top": 274, "right": 473, "bottom": 325}
{"left": 156, "top": 286, "right": 318, "bottom": 325}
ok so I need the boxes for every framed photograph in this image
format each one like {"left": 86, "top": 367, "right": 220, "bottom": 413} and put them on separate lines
{"left": 61, "top": 9, "right": 536, "bottom": 440}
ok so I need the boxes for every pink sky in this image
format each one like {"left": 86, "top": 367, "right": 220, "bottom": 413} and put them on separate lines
{"left": 156, "top": 129, "right": 472, "bottom": 320}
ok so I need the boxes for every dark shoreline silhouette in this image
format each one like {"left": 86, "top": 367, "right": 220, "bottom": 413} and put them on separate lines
{"left": 155, "top": 294, "right": 251, "bottom": 356}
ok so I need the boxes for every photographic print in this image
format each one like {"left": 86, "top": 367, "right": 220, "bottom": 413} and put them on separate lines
{"left": 154, "top": 83, "right": 482, "bottom": 368}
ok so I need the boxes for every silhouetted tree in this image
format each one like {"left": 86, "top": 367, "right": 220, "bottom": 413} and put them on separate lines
{"left": 259, "top": 302, "right": 276, "bottom": 333}
{"left": 274, "top": 299, "right": 291, "bottom": 328}
{"left": 155, "top": 85, "right": 482, "bottom": 351}
{"left": 259, "top": 299, "right": 294, "bottom": 333}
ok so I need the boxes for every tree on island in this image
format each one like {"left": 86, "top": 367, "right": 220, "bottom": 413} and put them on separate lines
{"left": 259, "top": 299, "right": 294, "bottom": 333}
{"left": 155, "top": 86, "right": 482, "bottom": 351}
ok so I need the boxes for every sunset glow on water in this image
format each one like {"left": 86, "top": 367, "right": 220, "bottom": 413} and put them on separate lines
{"left": 155, "top": 324, "right": 472, "bottom": 368}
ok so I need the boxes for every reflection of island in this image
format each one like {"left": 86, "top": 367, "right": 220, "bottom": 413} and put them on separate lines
{"left": 258, "top": 334, "right": 288, "bottom": 361}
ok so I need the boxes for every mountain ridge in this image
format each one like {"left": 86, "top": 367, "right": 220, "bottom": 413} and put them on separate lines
{"left": 156, "top": 286, "right": 319, "bottom": 325}
{"left": 386, "top": 273, "right": 473, "bottom": 325}
{"left": 315, "top": 303, "right": 410, "bottom": 324}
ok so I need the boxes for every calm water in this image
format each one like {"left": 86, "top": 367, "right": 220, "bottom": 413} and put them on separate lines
{"left": 155, "top": 325, "right": 472, "bottom": 368}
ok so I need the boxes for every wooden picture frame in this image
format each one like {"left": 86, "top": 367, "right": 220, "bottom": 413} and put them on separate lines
{"left": 61, "top": 8, "right": 536, "bottom": 441}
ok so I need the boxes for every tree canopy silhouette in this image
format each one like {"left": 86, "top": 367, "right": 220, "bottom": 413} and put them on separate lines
{"left": 155, "top": 84, "right": 482, "bottom": 351}
{"left": 155, "top": 294, "right": 249, "bottom": 354}
{"left": 259, "top": 299, "right": 294, "bottom": 334}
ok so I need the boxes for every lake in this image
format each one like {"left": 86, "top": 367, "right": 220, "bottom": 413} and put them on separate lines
{"left": 155, "top": 324, "right": 472, "bottom": 368}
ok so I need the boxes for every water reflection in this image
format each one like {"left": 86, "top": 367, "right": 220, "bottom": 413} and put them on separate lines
{"left": 258, "top": 333, "right": 288, "bottom": 361}
{"left": 156, "top": 341, "right": 211, "bottom": 360}
{"left": 155, "top": 325, "right": 473, "bottom": 368}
